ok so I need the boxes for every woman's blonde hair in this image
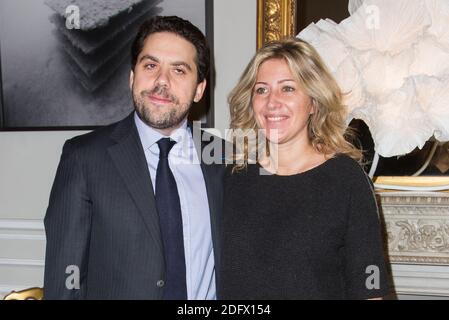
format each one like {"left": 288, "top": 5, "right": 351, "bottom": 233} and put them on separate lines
{"left": 228, "top": 37, "right": 362, "bottom": 170}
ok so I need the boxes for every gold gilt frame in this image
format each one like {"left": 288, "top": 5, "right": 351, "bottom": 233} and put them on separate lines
{"left": 374, "top": 176, "right": 449, "bottom": 190}
{"left": 257, "top": 0, "right": 449, "bottom": 190}
{"left": 257, "top": 0, "right": 297, "bottom": 49}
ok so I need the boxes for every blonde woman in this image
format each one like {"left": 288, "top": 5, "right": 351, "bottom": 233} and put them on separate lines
{"left": 220, "top": 38, "right": 390, "bottom": 299}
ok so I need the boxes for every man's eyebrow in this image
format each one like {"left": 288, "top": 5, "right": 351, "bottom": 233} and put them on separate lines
{"left": 139, "top": 55, "right": 159, "bottom": 63}
{"left": 138, "top": 55, "right": 192, "bottom": 71}
{"left": 171, "top": 61, "right": 192, "bottom": 71}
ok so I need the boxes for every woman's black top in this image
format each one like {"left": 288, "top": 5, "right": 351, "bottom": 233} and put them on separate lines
{"left": 220, "top": 155, "right": 390, "bottom": 299}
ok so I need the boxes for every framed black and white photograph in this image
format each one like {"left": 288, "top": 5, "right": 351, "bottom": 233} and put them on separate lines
{"left": 0, "top": 0, "right": 214, "bottom": 130}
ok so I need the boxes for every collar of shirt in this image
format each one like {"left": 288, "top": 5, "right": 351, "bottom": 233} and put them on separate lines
{"left": 134, "top": 112, "right": 196, "bottom": 163}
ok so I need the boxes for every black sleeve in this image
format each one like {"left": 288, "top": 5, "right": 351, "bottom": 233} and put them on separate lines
{"left": 43, "top": 140, "right": 92, "bottom": 299}
{"left": 343, "top": 165, "right": 391, "bottom": 299}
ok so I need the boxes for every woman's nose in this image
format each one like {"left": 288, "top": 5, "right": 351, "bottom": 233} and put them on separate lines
{"left": 267, "top": 92, "right": 281, "bottom": 109}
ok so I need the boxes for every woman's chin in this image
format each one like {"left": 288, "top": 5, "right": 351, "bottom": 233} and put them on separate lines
{"left": 265, "top": 133, "right": 286, "bottom": 145}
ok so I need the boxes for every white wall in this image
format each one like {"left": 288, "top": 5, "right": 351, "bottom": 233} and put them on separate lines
{"left": 0, "top": 0, "right": 256, "bottom": 298}
{"left": 213, "top": 0, "right": 256, "bottom": 133}
{"left": 0, "top": 132, "right": 86, "bottom": 297}
{"left": 0, "top": 131, "right": 87, "bottom": 220}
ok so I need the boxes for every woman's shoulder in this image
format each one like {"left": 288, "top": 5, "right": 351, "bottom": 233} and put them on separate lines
{"left": 224, "top": 164, "right": 262, "bottom": 194}
{"left": 328, "top": 153, "right": 364, "bottom": 171}
{"left": 224, "top": 163, "right": 258, "bottom": 178}
{"left": 328, "top": 154, "right": 375, "bottom": 193}
{"left": 325, "top": 154, "right": 369, "bottom": 180}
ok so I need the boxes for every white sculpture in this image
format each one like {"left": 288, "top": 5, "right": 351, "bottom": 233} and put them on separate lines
{"left": 298, "top": 0, "right": 449, "bottom": 167}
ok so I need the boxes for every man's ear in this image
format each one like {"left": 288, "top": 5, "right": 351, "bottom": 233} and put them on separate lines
{"left": 129, "top": 70, "right": 134, "bottom": 91}
{"left": 193, "top": 80, "right": 207, "bottom": 103}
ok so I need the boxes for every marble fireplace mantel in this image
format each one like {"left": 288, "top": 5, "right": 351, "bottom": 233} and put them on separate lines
{"left": 378, "top": 191, "right": 449, "bottom": 297}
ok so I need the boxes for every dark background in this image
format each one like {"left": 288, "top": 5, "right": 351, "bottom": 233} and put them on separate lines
{"left": 297, "top": 0, "right": 350, "bottom": 31}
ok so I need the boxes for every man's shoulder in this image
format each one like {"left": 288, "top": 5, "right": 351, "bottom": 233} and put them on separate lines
{"left": 64, "top": 114, "right": 134, "bottom": 154}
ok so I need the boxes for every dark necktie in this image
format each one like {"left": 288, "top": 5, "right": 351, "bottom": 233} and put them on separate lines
{"left": 155, "top": 138, "right": 187, "bottom": 300}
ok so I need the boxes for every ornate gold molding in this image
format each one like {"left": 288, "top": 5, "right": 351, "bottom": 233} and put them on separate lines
{"left": 257, "top": 0, "right": 297, "bottom": 49}
{"left": 375, "top": 176, "right": 449, "bottom": 190}
{"left": 3, "top": 287, "right": 43, "bottom": 300}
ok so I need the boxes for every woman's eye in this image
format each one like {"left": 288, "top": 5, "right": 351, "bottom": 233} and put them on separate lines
{"left": 283, "top": 86, "right": 295, "bottom": 92}
{"left": 255, "top": 87, "right": 267, "bottom": 94}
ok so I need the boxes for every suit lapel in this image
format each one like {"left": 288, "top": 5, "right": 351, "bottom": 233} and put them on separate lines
{"left": 106, "top": 117, "right": 223, "bottom": 274}
{"left": 200, "top": 161, "right": 222, "bottom": 268}
{"left": 191, "top": 122, "right": 224, "bottom": 270}
{"left": 107, "top": 114, "right": 163, "bottom": 255}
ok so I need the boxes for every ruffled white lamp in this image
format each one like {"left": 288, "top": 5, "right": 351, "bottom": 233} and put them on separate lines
{"left": 298, "top": 0, "right": 449, "bottom": 190}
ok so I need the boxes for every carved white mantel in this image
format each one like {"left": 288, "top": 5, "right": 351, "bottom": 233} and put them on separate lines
{"left": 378, "top": 191, "right": 449, "bottom": 297}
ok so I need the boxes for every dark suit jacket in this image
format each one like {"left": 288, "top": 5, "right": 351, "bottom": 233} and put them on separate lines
{"left": 43, "top": 113, "right": 225, "bottom": 299}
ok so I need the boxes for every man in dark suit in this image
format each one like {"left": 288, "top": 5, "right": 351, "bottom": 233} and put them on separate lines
{"left": 43, "top": 16, "right": 224, "bottom": 299}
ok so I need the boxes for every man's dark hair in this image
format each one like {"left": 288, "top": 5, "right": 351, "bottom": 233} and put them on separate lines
{"left": 131, "top": 15, "right": 210, "bottom": 83}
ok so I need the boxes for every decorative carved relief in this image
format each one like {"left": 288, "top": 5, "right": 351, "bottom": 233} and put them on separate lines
{"left": 378, "top": 192, "right": 449, "bottom": 265}
{"left": 257, "top": 0, "right": 296, "bottom": 48}
{"left": 265, "top": 0, "right": 281, "bottom": 43}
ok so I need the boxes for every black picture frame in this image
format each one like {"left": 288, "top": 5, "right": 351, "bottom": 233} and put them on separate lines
{"left": 0, "top": 0, "right": 214, "bottom": 131}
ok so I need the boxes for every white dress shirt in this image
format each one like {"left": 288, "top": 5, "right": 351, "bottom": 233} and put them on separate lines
{"left": 134, "top": 112, "right": 216, "bottom": 300}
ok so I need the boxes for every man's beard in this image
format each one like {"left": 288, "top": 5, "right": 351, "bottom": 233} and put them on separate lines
{"left": 133, "top": 84, "right": 193, "bottom": 130}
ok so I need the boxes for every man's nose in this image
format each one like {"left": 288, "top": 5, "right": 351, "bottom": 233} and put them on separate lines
{"left": 155, "top": 68, "right": 170, "bottom": 87}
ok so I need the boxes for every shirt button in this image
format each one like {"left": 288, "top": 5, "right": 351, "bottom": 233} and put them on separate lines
{"left": 157, "top": 280, "right": 165, "bottom": 288}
